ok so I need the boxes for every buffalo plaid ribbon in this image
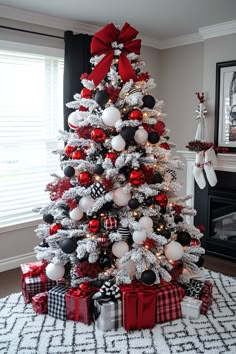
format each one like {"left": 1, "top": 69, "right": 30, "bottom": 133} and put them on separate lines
{"left": 200, "top": 280, "right": 213, "bottom": 315}
{"left": 156, "top": 282, "right": 185, "bottom": 323}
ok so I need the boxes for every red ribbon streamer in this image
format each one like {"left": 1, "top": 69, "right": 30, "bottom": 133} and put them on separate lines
{"left": 88, "top": 22, "right": 141, "bottom": 86}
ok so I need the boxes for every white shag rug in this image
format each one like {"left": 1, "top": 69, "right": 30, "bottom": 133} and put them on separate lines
{"left": 0, "top": 270, "right": 236, "bottom": 354}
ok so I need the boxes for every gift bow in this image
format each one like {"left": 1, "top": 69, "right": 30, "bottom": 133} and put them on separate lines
{"left": 23, "top": 263, "right": 47, "bottom": 278}
{"left": 88, "top": 22, "right": 141, "bottom": 86}
{"left": 67, "top": 283, "right": 97, "bottom": 298}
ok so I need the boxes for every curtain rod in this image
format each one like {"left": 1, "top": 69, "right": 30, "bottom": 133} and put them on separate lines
{"left": 0, "top": 25, "right": 64, "bottom": 39}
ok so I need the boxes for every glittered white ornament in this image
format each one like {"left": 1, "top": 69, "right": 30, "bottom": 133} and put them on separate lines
{"left": 102, "top": 106, "right": 121, "bottom": 126}
{"left": 139, "top": 216, "right": 153, "bottom": 231}
{"left": 133, "top": 230, "right": 147, "bottom": 244}
{"left": 46, "top": 263, "right": 65, "bottom": 281}
{"left": 79, "top": 196, "right": 95, "bottom": 212}
{"left": 68, "top": 111, "right": 79, "bottom": 130}
{"left": 134, "top": 127, "right": 148, "bottom": 145}
{"left": 112, "top": 241, "right": 129, "bottom": 258}
{"left": 165, "top": 241, "right": 184, "bottom": 261}
{"left": 69, "top": 207, "right": 83, "bottom": 221}
{"left": 111, "top": 135, "right": 126, "bottom": 151}
{"left": 113, "top": 187, "right": 131, "bottom": 206}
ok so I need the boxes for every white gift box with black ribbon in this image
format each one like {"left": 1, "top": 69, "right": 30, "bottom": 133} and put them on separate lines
{"left": 181, "top": 296, "right": 202, "bottom": 319}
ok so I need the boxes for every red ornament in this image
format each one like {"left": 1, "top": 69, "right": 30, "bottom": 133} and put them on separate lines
{"left": 154, "top": 121, "right": 166, "bottom": 135}
{"left": 78, "top": 172, "right": 93, "bottom": 187}
{"left": 64, "top": 145, "right": 76, "bottom": 157}
{"left": 143, "top": 238, "right": 156, "bottom": 249}
{"left": 155, "top": 192, "right": 168, "bottom": 207}
{"left": 137, "top": 72, "right": 150, "bottom": 81}
{"left": 142, "top": 165, "right": 155, "bottom": 184}
{"left": 104, "top": 216, "right": 117, "bottom": 230}
{"left": 128, "top": 109, "right": 143, "bottom": 121}
{"left": 72, "top": 149, "right": 86, "bottom": 160}
{"left": 97, "top": 235, "right": 111, "bottom": 248}
{"left": 159, "top": 142, "right": 170, "bottom": 150}
{"left": 75, "top": 261, "right": 102, "bottom": 278}
{"left": 142, "top": 123, "right": 152, "bottom": 133}
{"left": 91, "top": 128, "right": 106, "bottom": 143}
{"left": 81, "top": 88, "right": 92, "bottom": 98}
{"left": 49, "top": 223, "right": 63, "bottom": 235}
{"left": 190, "top": 239, "right": 201, "bottom": 246}
{"left": 106, "top": 151, "right": 118, "bottom": 164}
{"left": 88, "top": 219, "right": 100, "bottom": 233}
{"left": 102, "top": 178, "right": 113, "bottom": 191}
{"left": 172, "top": 204, "right": 184, "bottom": 214}
{"left": 76, "top": 126, "right": 92, "bottom": 139}
{"left": 129, "top": 169, "right": 145, "bottom": 186}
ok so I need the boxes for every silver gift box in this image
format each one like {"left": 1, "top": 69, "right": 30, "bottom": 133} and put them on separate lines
{"left": 94, "top": 299, "right": 122, "bottom": 331}
{"left": 181, "top": 296, "right": 202, "bottom": 319}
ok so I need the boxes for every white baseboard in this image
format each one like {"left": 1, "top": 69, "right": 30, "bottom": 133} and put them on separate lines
{"left": 0, "top": 252, "right": 37, "bottom": 272}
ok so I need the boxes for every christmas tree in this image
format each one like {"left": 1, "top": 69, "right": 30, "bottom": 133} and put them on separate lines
{"left": 35, "top": 22, "right": 205, "bottom": 291}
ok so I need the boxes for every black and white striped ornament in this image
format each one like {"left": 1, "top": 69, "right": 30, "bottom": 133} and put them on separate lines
{"left": 93, "top": 280, "right": 121, "bottom": 301}
{"left": 118, "top": 226, "right": 131, "bottom": 241}
{"left": 91, "top": 182, "right": 106, "bottom": 199}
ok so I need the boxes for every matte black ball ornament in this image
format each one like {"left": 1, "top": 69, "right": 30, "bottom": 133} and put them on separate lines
{"left": 128, "top": 198, "right": 140, "bottom": 209}
{"left": 64, "top": 166, "right": 75, "bottom": 178}
{"left": 174, "top": 215, "right": 184, "bottom": 224}
{"left": 176, "top": 231, "right": 191, "bottom": 246}
{"left": 161, "top": 229, "right": 171, "bottom": 239}
{"left": 148, "top": 132, "right": 160, "bottom": 144}
{"left": 43, "top": 213, "right": 54, "bottom": 224}
{"left": 95, "top": 90, "right": 109, "bottom": 106}
{"left": 120, "top": 126, "right": 136, "bottom": 141}
{"left": 94, "top": 164, "right": 104, "bottom": 175}
{"left": 142, "top": 95, "right": 156, "bottom": 109}
{"left": 98, "top": 253, "right": 112, "bottom": 269}
{"left": 151, "top": 173, "right": 163, "bottom": 184}
{"left": 59, "top": 238, "right": 77, "bottom": 254}
{"left": 141, "top": 269, "right": 156, "bottom": 285}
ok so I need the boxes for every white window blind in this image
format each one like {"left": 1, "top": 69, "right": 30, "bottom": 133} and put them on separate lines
{"left": 0, "top": 46, "right": 64, "bottom": 228}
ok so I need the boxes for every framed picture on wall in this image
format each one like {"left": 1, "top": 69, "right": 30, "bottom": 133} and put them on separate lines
{"left": 215, "top": 60, "right": 236, "bottom": 152}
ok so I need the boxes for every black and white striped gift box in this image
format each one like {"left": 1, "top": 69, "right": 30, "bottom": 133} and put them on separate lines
{"left": 48, "top": 285, "right": 69, "bottom": 321}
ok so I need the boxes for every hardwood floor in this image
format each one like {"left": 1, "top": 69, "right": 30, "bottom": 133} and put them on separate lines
{"left": 0, "top": 255, "right": 235, "bottom": 298}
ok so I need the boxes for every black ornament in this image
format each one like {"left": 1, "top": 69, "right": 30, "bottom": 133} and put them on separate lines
{"left": 98, "top": 253, "right": 112, "bottom": 269}
{"left": 94, "top": 164, "right": 104, "bottom": 175}
{"left": 59, "top": 238, "right": 77, "bottom": 254}
{"left": 91, "top": 182, "right": 106, "bottom": 199}
{"left": 151, "top": 173, "right": 163, "bottom": 184}
{"left": 148, "top": 132, "right": 160, "bottom": 144}
{"left": 128, "top": 198, "right": 140, "bottom": 209}
{"left": 120, "top": 126, "right": 136, "bottom": 141}
{"left": 161, "top": 229, "right": 171, "bottom": 239}
{"left": 119, "top": 166, "right": 129, "bottom": 175}
{"left": 141, "top": 269, "right": 156, "bottom": 285}
{"left": 43, "top": 213, "right": 54, "bottom": 224}
{"left": 95, "top": 90, "right": 109, "bottom": 106}
{"left": 196, "top": 256, "right": 205, "bottom": 268}
{"left": 144, "top": 197, "right": 154, "bottom": 207}
{"left": 159, "top": 207, "right": 167, "bottom": 214}
{"left": 142, "top": 95, "right": 156, "bottom": 109}
{"left": 101, "top": 201, "right": 114, "bottom": 211}
{"left": 176, "top": 231, "right": 191, "bottom": 246}
{"left": 174, "top": 215, "right": 184, "bottom": 224}
{"left": 64, "top": 166, "right": 75, "bottom": 178}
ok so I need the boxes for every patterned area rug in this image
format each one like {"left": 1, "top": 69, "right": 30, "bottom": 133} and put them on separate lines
{"left": 0, "top": 270, "right": 235, "bottom": 354}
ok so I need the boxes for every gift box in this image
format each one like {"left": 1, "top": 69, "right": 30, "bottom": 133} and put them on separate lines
{"left": 48, "top": 285, "right": 69, "bottom": 320}
{"left": 186, "top": 279, "right": 204, "bottom": 298}
{"left": 94, "top": 299, "right": 122, "bottom": 331}
{"left": 65, "top": 283, "right": 98, "bottom": 324}
{"left": 156, "top": 282, "right": 185, "bottom": 323}
{"left": 32, "top": 292, "right": 48, "bottom": 314}
{"left": 21, "top": 261, "right": 56, "bottom": 304}
{"left": 181, "top": 296, "right": 202, "bottom": 319}
{"left": 200, "top": 280, "right": 213, "bottom": 315}
{"left": 120, "top": 282, "right": 156, "bottom": 331}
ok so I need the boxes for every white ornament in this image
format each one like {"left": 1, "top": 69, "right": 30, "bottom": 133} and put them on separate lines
{"left": 113, "top": 187, "right": 131, "bottom": 206}
{"left": 112, "top": 241, "right": 129, "bottom": 258}
{"left": 139, "top": 216, "right": 153, "bottom": 231}
{"left": 79, "top": 196, "right": 95, "bottom": 212}
{"left": 102, "top": 106, "right": 121, "bottom": 126}
{"left": 133, "top": 230, "right": 147, "bottom": 244}
{"left": 134, "top": 127, "right": 148, "bottom": 145}
{"left": 165, "top": 241, "right": 184, "bottom": 261}
{"left": 111, "top": 135, "right": 126, "bottom": 151}
{"left": 46, "top": 263, "right": 65, "bottom": 281}
{"left": 69, "top": 207, "right": 83, "bottom": 221}
{"left": 68, "top": 111, "right": 79, "bottom": 130}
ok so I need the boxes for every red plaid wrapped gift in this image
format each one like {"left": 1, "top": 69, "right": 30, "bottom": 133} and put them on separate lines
{"left": 155, "top": 282, "right": 185, "bottom": 323}
{"left": 120, "top": 282, "right": 156, "bottom": 331}
{"left": 21, "top": 261, "right": 56, "bottom": 304}
{"left": 65, "top": 283, "right": 98, "bottom": 324}
{"left": 32, "top": 292, "right": 48, "bottom": 314}
{"left": 200, "top": 280, "right": 213, "bottom": 315}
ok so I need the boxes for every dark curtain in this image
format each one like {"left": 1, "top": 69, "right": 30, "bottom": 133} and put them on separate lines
{"left": 63, "top": 31, "right": 92, "bottom": 130}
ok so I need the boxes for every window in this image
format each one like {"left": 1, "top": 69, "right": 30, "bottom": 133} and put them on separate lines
{"left": 0, "top": 43, "right": 64, "bottom": 228}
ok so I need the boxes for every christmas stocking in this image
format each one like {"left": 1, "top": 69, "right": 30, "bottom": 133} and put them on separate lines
{"left": 204, "top": 147, "right": 217, "bottom": 187}
{"left": 193, "top": 151, "right": 206, "bottom": 189}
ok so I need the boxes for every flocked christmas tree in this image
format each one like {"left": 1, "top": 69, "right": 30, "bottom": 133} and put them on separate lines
{"left": 34, "top": 22, "right": 205, "bottom": 289}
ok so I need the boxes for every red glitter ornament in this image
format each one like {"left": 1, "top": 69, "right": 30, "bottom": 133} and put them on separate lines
{"left": 190, "top": 239, "right": 201, "bottom": 246}
{"left": 155, "top": 192, "right": 168, "bottom": 207}
{"left": 64, "top": 145, "right": 76, "bottom": 157}
{"left": 154, "top": 121, "right": 166, "bottom": 135}
{"left": 106, "top": 87, "right": 120, "bottom": 103}
{"left": 159, "top": 142, "right": 170, "bottom": 150}
{"left": 91, "top": 128, "right": 106, "bottom": 143}
{"left": 97, "top": 235, "right": 111, "bottom": 248}
{"left": 129, "top": 169, "right": 145, "bottom": 186}
{"left": 103, "top": 216, "right": 117, "bottom": 230}
{"left": 102, "top": 178, "right": 113, "bottom": 191}
{"left": 106, "top": 151, "right": 118, "bottom": 164}
{"left": 143, "top": 238, "right": 156, "bottom": 249}
{"left": 81, "top": 88, "right": 92, "bottom": 98}
{"left": 142, "top": 123, "right": 152, "bottom": 133}
{"left": 129, "top": 109, "right": 143, "bottom": 121}
{"left": 137, "top": 72, "right": 150, "bottom": 81}
{"left": 49, "top": 223, "right": 63, "bottom": 235}
{"left": 76, "top": 126, "right": 92, "bottom": 139}
{"left": 46, "top": 177, "right": 71, "bottom": 201}
{"left": 88, "top": 219, "right": 100, "bottom": 233}
{"left": 72, "top": 149, "right": 86, "bottom": 160}
{"left": 75, "top": 261, "right": 102, "bottom": 278}
{"left": 142, "top": 165, "right": 155, "bottom": 184}
{"left": 78, "top": 172, "right": 93, "bottom": 187}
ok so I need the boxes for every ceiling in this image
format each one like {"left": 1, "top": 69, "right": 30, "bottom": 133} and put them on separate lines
{"left": 1, "top": 0, "right": 236, "bottom": 43}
